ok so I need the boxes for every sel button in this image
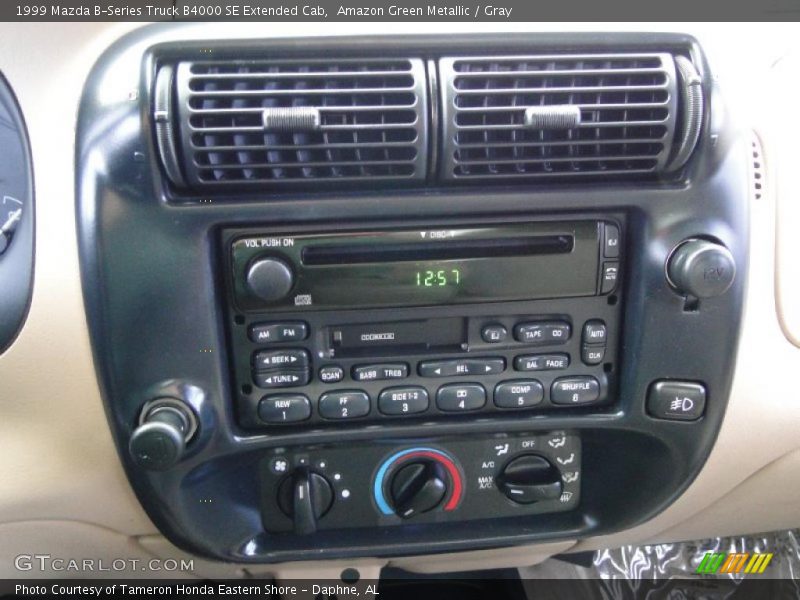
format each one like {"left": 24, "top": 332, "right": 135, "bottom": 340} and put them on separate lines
{"left": 258, "top": 394, "right": 311, "bottom": 423}
{"left": 436, "top": 384, "right": 486, "bottom": 412}
{"left": 551, "top": 377, "right": 601, "bottom": 405}
{"left": 319, "top": 391, "right": 370, "bottom": 420}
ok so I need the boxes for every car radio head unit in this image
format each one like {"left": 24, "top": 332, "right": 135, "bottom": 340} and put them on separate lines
{"left": 230, "top": 221, "right": 620, "bottom": 312}
{"left": 222, "top": 218, "right": 623, "bottom": 431}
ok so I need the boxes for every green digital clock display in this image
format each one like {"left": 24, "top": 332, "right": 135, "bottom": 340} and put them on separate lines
{"left": 415, "top": 268, "right": 462, "bottom": 287}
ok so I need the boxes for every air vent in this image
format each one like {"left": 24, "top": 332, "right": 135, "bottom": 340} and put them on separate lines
{"left": 162, "top": 58, "right": 428, "bottom": 189}
{"left": 439, "top": 53, "right": 697, "bottom": 181}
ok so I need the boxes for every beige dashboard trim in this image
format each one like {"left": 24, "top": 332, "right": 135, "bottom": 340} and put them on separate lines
{"left": 0, "top": 22, "right": 799, "bottom": 577}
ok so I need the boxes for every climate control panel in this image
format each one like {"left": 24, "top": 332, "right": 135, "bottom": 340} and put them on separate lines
{"left": 259, "top": 431, "right": 581, "bottom": 533}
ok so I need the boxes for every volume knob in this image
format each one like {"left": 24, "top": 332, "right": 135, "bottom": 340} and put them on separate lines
{"left": 246, "top": 257, "right": 294, "bottom": 303}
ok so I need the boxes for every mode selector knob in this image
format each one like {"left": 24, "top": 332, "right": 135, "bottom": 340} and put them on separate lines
{"left": 497, "top": 454, "right": 562, "bottom": 504}
{"left": 389, "top": 459, "right": 448, "bottom": 519}
{"left": 246, "top": 256, "right": 295, "bottom": 303}
{"left": 667, "top": 239, "right": 736, "bottom": 299}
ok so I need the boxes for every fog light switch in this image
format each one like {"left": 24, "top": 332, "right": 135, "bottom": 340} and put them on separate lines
{"left": 647, "top": 380, "right": 706, "bottom": 421}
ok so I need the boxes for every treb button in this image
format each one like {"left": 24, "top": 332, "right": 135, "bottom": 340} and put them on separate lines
{"left": 352, "top": 363, "right": 409, "bottom": 382}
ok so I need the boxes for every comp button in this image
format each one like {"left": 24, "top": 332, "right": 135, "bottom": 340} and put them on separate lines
{"left": 494, "top": 380, "right": 544, "bottom": 408}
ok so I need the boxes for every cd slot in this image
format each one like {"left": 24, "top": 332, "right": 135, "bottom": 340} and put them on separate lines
{"left": 302, "top": 235, "right": 574, "bottom": 266}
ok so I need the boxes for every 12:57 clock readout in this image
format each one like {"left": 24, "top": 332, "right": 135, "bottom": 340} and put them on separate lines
{"left": 415, "top": 268, "right": 462, "bottom": 287}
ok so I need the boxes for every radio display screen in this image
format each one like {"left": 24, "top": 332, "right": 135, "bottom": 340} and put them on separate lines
{"left": 230, "top": 221, "right": 603, "bottom": 312}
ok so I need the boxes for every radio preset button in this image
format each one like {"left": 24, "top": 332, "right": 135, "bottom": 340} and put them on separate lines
{"left": 601, "top": 262, "right": 619, "bottom": 294}
{"left": 319, "top": 391, "right": 370, "bottom": 420}
{"left": 318, "top": 366, "right": 345, "bottom": 384}
{"left": 378, "top": 387, "right": 430, "bottom": 415}
{"left": 258, "top": 394, "right": 311, "bottom": 423}
{"left": 514, "top": 354, "right": 570, "bottom": 372}
{"left": 582, "top": 320, "right": 607, "bottom": 345}
{"left": 551, "top": 377, "right": 601, "bottom": 405}
{"left": 249, "top": 321, "right": 308, "bottom": 344}
{"left": 581, "top": 345, "right": 606, "bottom": 365}
{"left": 253, "top": 370, "right": 310, "bottom": 389}
{"left": 352, "top": 363, "right": 409, "bottom": 382}
{"left": 494, "top": 380, "right": 544, "bottom": 408}
{"left": 514, "top": 321, "right": 571, "bottom": 344}
{"left": 436, "top": 384, "right": 486, "bottom": 412}
{"left": 418, "top": 358, "right": 505, "bottom": 378}
{"left": 481, "top": 323, "right": 508, "bottom": 344}
{"left": 604, "top": 223, "right": 621, "bottom": 258}
{"left": 253, "top": 349, "right": 310, "bottom": 371}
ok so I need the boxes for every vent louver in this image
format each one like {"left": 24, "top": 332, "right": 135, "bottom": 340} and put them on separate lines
{"left": 439, "top": 53, "right": 687, "bottom": 181}
{"left": 166, "top": 58, "right": 428, "bottom": 189}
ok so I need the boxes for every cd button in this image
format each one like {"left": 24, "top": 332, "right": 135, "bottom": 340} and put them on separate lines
{"left": 378, "top": 387, "right": 429, "bottom": 415}
{"left": 318, "top": 365, "right": 345, "bottom": 383}
{"left": 318, "top": 391, "right": 370, "bottom": 420}
{"left": 494, "top": 380, "right": 544, "bottom": 408}
{"left": 253, "top": 349, "right": 309, "bottom": 371}
{"left": 436, "top": 384, "right": 486, "bottom": 412}
{"left": 514, "top": 354, "right": 570, "bottom": 371}
{"left": 253, "top": 369, "right": 310, "bottom": 389}
{"left": 514, "top": 321, "right": 571, "bottom": 344}
{"left": 551, "top": 376, "right": 601, "bottom": 405}
{"left": 352, "top": 363, "right": 409, "bottom": 382}
{"left": 258, "top": 394, "right": 311, "bottom": 423}
{"left": 418, "top": 358, "right": 505, "bottom": 377}
{"left": 249, "top": 321, "right": 308, "bottom": 344}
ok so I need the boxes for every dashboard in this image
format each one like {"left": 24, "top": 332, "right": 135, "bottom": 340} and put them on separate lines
{"left": 0, "top": 22, "right": 799, "bottom": 581}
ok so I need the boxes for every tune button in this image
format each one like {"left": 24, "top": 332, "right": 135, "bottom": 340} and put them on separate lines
{"left": 253, "top": 370, "right": 310, "bottom": 389}
{"left": 494, "top": 380, "right": 544, "bottom": 408}
{"left": 249, "top": 321, "right": 308, "bottom": 344}
{"left": 318, "top": 365, "right": 345, "bottom": 384}
{"left": 514, "top": 321, "right": 571, "bottom": 344}
{"left": 352, "top": 363, "right": 409, "bottom": 382}
{"left": 436, "top": 383, "right": 486, "bottom": 412}
{"left": 318, "top": 391, "right": 370, "bottom": 420}
{"left": 378, "top": 387, "right": 430, "bottom": 416}
{"left": 258, "top": 394, "right": 311, "bottom": 423}
{"left": 514, "top": 353, "right": 570, "bottom": 372}
{"left": 551, "top": 376, "right": 601, "bottom": 405}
